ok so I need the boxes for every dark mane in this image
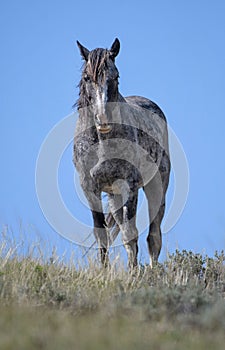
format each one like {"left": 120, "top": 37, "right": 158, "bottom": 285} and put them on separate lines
{"left": 75, "top": 76, "right": 89, "bottom": 110}
{"left": 88, "top": 48, "right": 108, "bottom": 82}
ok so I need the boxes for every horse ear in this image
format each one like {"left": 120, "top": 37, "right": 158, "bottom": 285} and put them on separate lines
{"left": 110, "top": 38, "right": 120, "bottom": 58}
{"left": 77, "top": 40, "right": 90, "bottom": 61}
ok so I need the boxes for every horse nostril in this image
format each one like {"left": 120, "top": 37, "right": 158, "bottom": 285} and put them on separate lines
{"left": 95, "top": 114, "right": 111, "bottom": 133}
{"left": 96, "top": 114, "right": 108, "bottom": 125}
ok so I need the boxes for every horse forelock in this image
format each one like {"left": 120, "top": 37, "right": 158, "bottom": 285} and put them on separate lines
{"left": 87, "top": 48, "right": 108, "bottom": 82}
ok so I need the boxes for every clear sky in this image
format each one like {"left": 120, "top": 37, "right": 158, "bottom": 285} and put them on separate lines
{"left": 1, "top": 0, "right": 225, "bottom": 263}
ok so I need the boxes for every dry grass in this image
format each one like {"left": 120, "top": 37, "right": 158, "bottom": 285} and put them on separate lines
{"left": 0, "top": 231, "right": 225, "bottom": 349}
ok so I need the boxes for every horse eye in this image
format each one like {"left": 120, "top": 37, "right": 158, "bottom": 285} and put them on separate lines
{"left": 84, "top": 75, "right": 91, "bottom": 82}
{"left": 108, "top": 77, "right": 118, "bottom": 85}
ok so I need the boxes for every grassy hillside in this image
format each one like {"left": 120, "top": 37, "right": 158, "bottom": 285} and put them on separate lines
{"left": 0, "top": 235, "right": 225, "bottom": 349}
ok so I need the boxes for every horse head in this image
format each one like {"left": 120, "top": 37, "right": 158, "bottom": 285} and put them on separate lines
{"left": 77, "top": 38, "right": 120, "bottom": 133}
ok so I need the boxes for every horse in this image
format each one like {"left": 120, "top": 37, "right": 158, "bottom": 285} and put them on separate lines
{"left": 73, "top": 38, "right": 170, "bottom": 269}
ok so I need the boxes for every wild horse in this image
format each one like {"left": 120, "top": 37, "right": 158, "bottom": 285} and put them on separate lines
{"left": 74, "top": 39, "right": 170, "bottom": 269}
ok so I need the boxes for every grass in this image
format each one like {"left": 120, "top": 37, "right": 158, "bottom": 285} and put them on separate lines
{"left": 0, "top": 233, "right": 225, "bottom": 349}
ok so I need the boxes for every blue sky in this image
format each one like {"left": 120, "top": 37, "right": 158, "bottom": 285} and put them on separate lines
{"left": 1, "top": 0, "right": 225, "bottom": 263}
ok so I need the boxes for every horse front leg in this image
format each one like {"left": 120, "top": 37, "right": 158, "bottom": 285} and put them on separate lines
{"left": 84, "top": 188, "right": 109, "bottom": 267}
{"left": 108, "top": 189, "right": 139, "bottom": 270}
{"left": 91, "top": 209, "right": 109, "bottom": 267}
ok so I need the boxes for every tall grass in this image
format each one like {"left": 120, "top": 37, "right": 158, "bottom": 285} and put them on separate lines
{"left": 0, "top": 230, "right": 225, "bottom": 349}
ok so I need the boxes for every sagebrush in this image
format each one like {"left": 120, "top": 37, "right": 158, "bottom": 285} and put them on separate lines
{"left": 0, "top": 234, "right": 225, "bottom": 350}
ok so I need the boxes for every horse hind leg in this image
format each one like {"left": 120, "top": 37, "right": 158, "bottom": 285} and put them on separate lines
{"left": 147, "top": 203, "right": 165, "bottom": 266}
{"left": 144, "top": 170, "right": 168, "bottom": 267}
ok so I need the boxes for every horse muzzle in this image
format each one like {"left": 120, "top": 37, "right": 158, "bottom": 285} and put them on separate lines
{"left": 96, "top": 114, "right": 111, "bottom": 134}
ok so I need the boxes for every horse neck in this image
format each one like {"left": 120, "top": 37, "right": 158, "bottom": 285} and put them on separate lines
{"left": 77, "top": 89, "right": 127, "bottom": 128}
{"left": 117, "top": 92, "right": 126, "bottom": 103}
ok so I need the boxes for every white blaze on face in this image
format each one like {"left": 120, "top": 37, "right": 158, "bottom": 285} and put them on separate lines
{"left": 95, "top": 82, "right": 111, "bottom": 133}
{"left": 96, "top": 84, "right": 107, "bottom": 121}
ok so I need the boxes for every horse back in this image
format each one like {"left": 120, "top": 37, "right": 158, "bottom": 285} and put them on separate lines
{"left": 125, "top": 95, "right": 166, "bottom": 121}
